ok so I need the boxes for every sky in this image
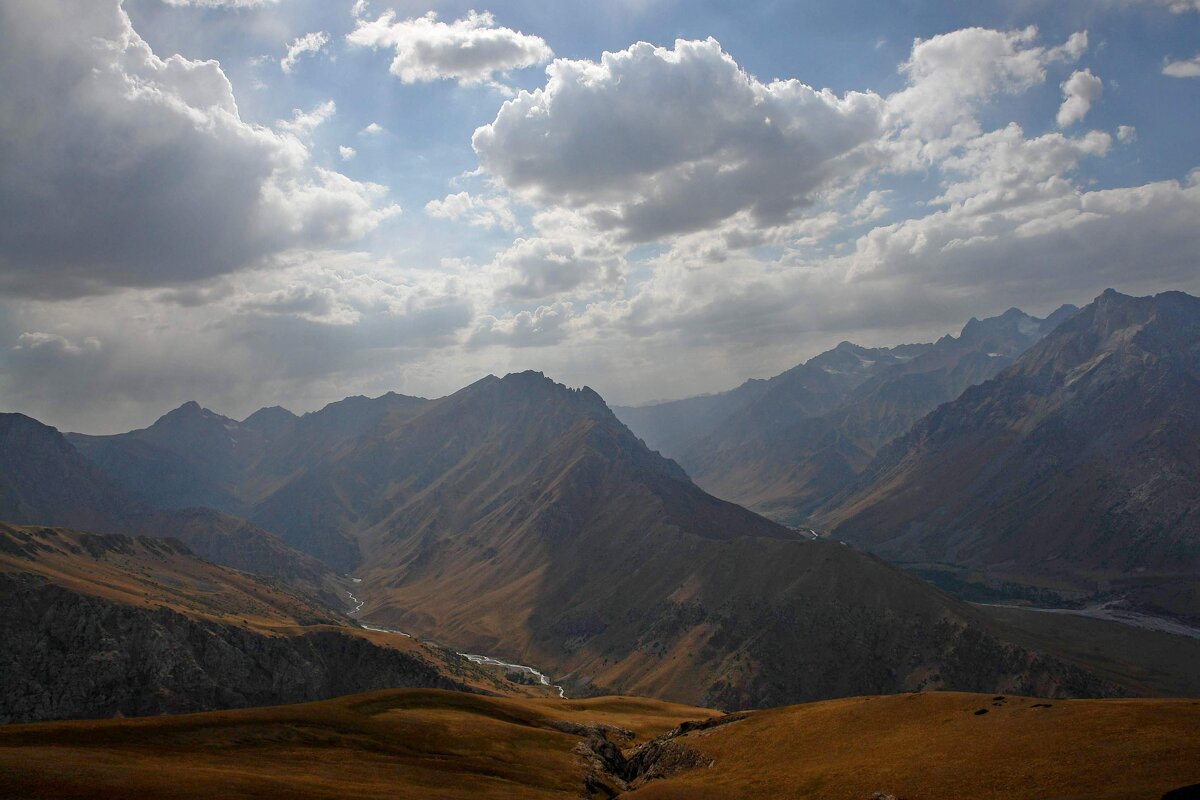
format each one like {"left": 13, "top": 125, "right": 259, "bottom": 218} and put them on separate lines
{"left": 1, "top": 0, "right": 1198, "bottom": 432}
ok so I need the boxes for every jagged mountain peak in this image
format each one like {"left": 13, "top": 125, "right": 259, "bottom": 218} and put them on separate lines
{"left": 449, "top": 370, "right": 612, "bottom": 421}
{"left": 243, "top": 405, "right": 296, "bottom": 424}
{"left": 958, "top": 306, "right": 1039, "bottom": 343}
{"left": 152, "top": 400, "right": 235, "bottom": 429}
{"left": 1015, "top": 288, "right": 1200, "bottom": 381}
{"left": 1041, "top": 303, "right": 1080, "bottom": 331}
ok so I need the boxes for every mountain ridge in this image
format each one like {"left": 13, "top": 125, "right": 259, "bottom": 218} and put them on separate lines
{"left": 820, "top": 289, "right": 1200, "bottom": 620}
{"left": 615, "top": 303, "right": 1078, "bottom": 521}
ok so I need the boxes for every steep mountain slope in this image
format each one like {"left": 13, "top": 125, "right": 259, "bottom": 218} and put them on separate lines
{"left": 136, "top": 507, "right": 348, "bottom": 609}
{"left": 615, "top": 341, "right": 921, "bottom": 462}
{"left": 249, "top": 372, "right": 1116, "bottom": 709}
{"left": 2, "top": 689, "right": 1195, "bottom": 800}
{"left": 0, "top": 525, "right": 494, "bottom": 723}
{"left": 616, "top": 306, "right": 1075, "bottom": 521}
{"left": 0, "top": 413, "right": 135, "bottom": 532}
{"left": 68, "top": 401, "right": 259, "bottom": 515}
{"left": 822, "top": 290, "right": 1200, "bottom": 620}
{"left": 0, "top": 413, "right": 347, "bottom": 604}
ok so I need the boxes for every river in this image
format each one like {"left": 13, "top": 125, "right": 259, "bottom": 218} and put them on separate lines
{"left": 344, "top": 579, "right": 566, "bottom": 698}
{"left": 976, "top": 599, "right": 1200, "bottom": 640}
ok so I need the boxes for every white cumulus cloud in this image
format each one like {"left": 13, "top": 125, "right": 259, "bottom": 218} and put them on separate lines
{"left": 469, "top": 302, "right": 575, "bottom": 348}
{"left": 1163, "top": 53, "right": 1200, "bottom": 77}
{"left": 346, "top": 10, "right": 552, "bottom": 89}
{"left": 473, "top": 37, "right": 886, "bottom": 243}
{"left": 1057, "top": 68, "right": 1103, "bottom": 127}
{"left": 425, "top": 192, "right": 519, "bottom": 231}
{"left": 888, "top": 26, "right": 1087, "bottom": 150}
{"left": 278, "top": 100, "right": 336, "bottom": 137}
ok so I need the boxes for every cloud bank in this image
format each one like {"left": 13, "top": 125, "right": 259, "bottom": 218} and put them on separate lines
{"left": 0, "top": 0, "right": 398, "bottom": 299}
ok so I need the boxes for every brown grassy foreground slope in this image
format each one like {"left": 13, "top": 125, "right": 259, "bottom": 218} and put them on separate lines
{"left": 629, "top": 691, "right": 1200, "bottom": 800}
{"left": 0, "top": 689, "right": 711, "bottom": 800}
{"left": 0, "top": 689, "right": 1195, "bottom": 800}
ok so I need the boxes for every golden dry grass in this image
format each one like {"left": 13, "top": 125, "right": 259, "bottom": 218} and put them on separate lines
{"left": 2, "top": 689, "right": 1195, "bottom": 799}
{"left": 629, "top": 691, "right": 1200, "bottom": 800}
{"left": 0, "top": 524, "right": 333, "bottom": 633}
{"left": 0, "top": 689, "right": 711, "bottom": 800}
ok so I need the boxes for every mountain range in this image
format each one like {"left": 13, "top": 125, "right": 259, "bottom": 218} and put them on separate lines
{"left": 0, "top": 412, "right": 347, "bottom": 608}
{"left": 820, "top": 289, "right": 1200, "bottom": 621}
{"left": 0, "top": 375, "right": 1117, "bottom": 712}
{"left": 615, "top": 304, "right": 1078, "bottom": 522}
{"left": 1, "top": 289, "right": 1197, "bottom": 722}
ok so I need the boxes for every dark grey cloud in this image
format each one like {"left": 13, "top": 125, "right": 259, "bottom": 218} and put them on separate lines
{"left": 0, "top": 0, "right": 397, "bottom": 300}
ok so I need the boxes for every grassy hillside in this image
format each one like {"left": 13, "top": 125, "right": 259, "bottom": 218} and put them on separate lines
{"left": 0, "top": 689, "right": 712, "bottom": 799}
{"left": 0, "top": 525, "right": 553, "bottom": 722}
{"left": 1, "top": 689, "right": 1194, "bottom": 799}
{"left": 629, "top": 692, "right": 1200, "bottom": 800}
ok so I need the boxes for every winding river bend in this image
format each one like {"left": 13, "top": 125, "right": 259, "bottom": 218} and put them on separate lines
{"left": 457, "top": 653, "right": 567, "bottom": 699}
{"left": 344, "top": 579, "right": 566, "bottom": 698}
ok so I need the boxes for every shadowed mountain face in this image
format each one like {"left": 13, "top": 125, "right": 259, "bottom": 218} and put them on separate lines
{"left": 0, "top": 413, "right": 135, "bottom": 533}
{"left": 66, "top": 391, "right": 431, "bottom": 569}
{"left": 615, "top": 305, "right": 1076, "bottom": 522}
{"left": 821, "top": 290, "right": 1200, "bottom": 620}
{"left": 0, "top": 413, "right": 347, "bottom": 606}
{"left": 66, "top": 392, "right": 430, "bottom": 519}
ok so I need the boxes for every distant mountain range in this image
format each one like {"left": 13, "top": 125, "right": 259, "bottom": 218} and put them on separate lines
{"left": 619, "top": 290, "right": 1200, "bottom": 621}
{"left": 616, "top": 304, "right": 1078, "bottom": 521}
{"left": 3, "top": 371, "right": 1120, "bottom": 711}
{"left": 0, "top": 412, "right": 347, "bottom": 608}
{"left": 1, "top": 288, "right": 1197, "bottom": 720}
{"left": 819, "top": 289, "right": 1200, "bottom": 621}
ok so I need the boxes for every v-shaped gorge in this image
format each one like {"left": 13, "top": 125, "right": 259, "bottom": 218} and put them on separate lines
{"left": 234, "top": 371, "right": 1110, "bottom": 708}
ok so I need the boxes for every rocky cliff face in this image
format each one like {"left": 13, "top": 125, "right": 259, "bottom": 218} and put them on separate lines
{"left": 0, "top": 572, "right": 468, "bottom": 723}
